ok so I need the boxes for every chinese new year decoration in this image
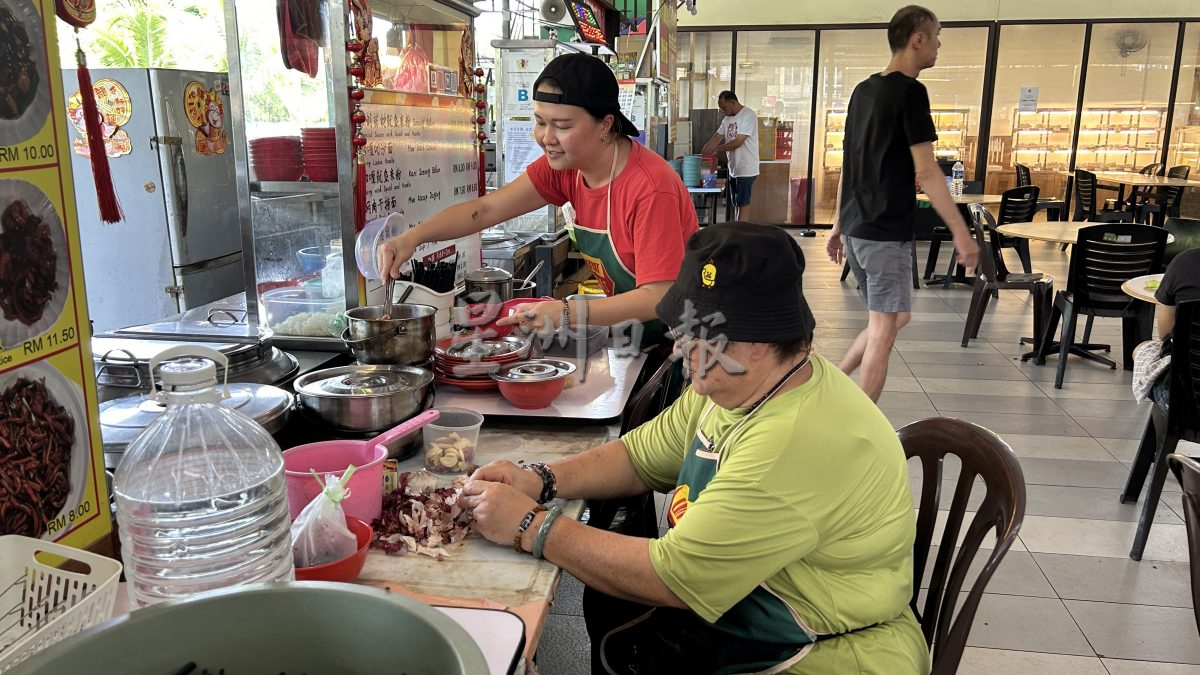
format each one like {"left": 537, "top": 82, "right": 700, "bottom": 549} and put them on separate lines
{"left": 66, "top": 78, "right": 132, "bottom": 158}
{"left": 184, "top": 81, "right": 228, "bottom": 155}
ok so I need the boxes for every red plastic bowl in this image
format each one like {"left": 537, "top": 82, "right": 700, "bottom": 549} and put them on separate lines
{"left": 294, "top": 516, "right": 373, "bottom": 582}
{"left": 497, "top": 377, "right": 568, "bottom": 410}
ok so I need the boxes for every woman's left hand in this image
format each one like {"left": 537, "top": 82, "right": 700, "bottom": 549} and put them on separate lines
{"left": 458, "top": 479, "right": 540, "bottom": 548}
{"left": 495, "top": 300, "right": 562, "bottom": 332}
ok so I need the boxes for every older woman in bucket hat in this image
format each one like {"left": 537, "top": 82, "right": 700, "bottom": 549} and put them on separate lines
{"left": 377, "top": 53, "right": 698, "bottom": 351}
{"left": 460, "top": 223, "right": 928, "bottom": 674}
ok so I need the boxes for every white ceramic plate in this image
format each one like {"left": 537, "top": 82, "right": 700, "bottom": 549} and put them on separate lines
{"left": 0, "top": 178, "right": 70, "bottom": 349}
{"left": 0, "top": 0, "right": 51, "bottom": 146}
{"left": 0, "top": 360, "right": 91, "bottom": 540}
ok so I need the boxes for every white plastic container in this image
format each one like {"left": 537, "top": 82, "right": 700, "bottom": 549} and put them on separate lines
{"left": 0, "top": 535, "right": 123, "bottom": 671}
{"left": 391, "top": 281, "right": 456, "bottom": 340}
{"left": 112, "top": 346, "right": 294, "bottom": 608}
{"left": 422, "top": 408, "right": 484, "bottom": 474}
{"left": 355, "top": 213, "right": 405, "bottom": 281}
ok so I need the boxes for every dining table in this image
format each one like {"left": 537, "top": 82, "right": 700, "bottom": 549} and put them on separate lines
{"left": 995, "top": 221, "right": 1176, "bottom": 246}
{"left": 1122, "top": 274, "right": 1165, "bottom": 305}
{"left": 996, "top": 222, "right": 1169, "bottom": 369}
{"left": 688, "top": 186, "right": 723, "bottom": 227}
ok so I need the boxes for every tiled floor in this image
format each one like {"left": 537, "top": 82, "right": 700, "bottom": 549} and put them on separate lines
{"left": 535, "top": 232, "right": 1200, "bottom": 674}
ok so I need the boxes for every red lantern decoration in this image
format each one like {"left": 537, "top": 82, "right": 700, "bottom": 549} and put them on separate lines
{"left": 474, "top": 84, "right": 486, "bottom": 94}
{"left": 346, "top": 40, "right": 364, "bottom": 52}
{"left": 476, "top": 100, "right": 487, "bottom": 110}
{"left": 476, "top": 116, "right": 486, "bottom": 126}
{"left": 350, "top": 88, "right": 365, "bottom": 100}
{"left": 478, "top": 132, "right": 488, "bottom": 141}
{"left": 352, "top": 110, "right": 367, "bottom": 124}
{"left": 349, "top": 66, "right": 365, "bottom": 78}
{"left": 474, "top": 67, "right": 485, "bottom": 77}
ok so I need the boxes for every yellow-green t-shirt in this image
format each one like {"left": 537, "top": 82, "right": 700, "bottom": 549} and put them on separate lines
{"left": 623, "top": 353, "right": 929, "bottom": 674}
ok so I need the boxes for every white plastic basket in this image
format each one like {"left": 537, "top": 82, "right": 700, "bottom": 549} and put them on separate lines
{"left": 0, "top": 535, "right": 123, "bottom": 672}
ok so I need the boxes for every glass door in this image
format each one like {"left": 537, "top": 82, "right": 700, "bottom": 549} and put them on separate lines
{"left": 675, "top": 31, "right": 733, "bottom": 154}
{"left": 921, "top": 26, "right": 989, "bottom": 182}
{"left": 734, "top": 30, "right": 816, "bottom": 223}
{"left": 1077, "top": 22, "right": 1179, "bottom": 173}
{"left": 985, "top": 23, "right": 1087, "bottom": 198}
{"left": 1168, "top": 22, "right": 1200, "bottom": 217}
{"left": 811, "top": 29, "right": 888, "bottom": 224}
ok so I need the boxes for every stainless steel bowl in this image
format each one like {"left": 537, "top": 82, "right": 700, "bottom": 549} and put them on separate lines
{"left": 294, "top": 364, "right": 434, "bottom": 434}
{"left": 342, "top": 304, "right": 436, "bottom": 365}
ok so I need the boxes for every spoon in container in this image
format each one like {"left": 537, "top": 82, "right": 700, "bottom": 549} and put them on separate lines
{"left": 518, "top": 260, "right": 544, "bottom": 291}
{"left": 383, "top": 276, "right": 395, "bottom": 320}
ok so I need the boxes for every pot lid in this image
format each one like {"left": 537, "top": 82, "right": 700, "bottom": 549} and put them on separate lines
{"left": 295, "top": 365, "right": 433, "bottom": 398}
{"left": 465, "top": 265, "right": 513, "bottom": 283}
{"left": 490, "top": 358, "right": 576, "bottom": 383}
{"left": 445, "top": 335, "right": 529, "bottom": 360}
{"left": 100, "top": 383, "right": 293, "bottom": 452}
{"left": 92, "top": 336, "right": 263, "bottom": 365}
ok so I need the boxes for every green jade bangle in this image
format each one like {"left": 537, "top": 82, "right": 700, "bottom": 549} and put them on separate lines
{"left": 532, "top": 505, "right": 564, "bottom": 560}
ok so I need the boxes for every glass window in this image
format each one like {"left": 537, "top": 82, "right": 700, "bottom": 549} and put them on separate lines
{"left": 985, "top": 24, "right": 1086, "bottom": 197}
{"left": 675, "top": 31, "right": 732, "bottom": 153}
{"left": 1077, "top": 23, "right": 1179, "bottom": 173}
{"left": 921, "top": 26, "right": 989, "bottom": 180}
{"left": 734, "top": 30, "right": 816, "bottom": 223}
{"left": 1167, "top": 22, "right": 1200, "bottom": 218}
{"left": 812, "top": 29, "right": 889, "bottom": 224}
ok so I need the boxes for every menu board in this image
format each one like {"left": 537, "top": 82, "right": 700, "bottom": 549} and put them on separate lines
{"left": 360, "top": 99, "right": 481, "bottom": 286}
{"left": 0, "top": 1, "right": 111, "bottom": 548}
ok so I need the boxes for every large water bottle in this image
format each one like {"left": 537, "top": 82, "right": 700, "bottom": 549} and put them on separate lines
{"left": 951, "top": 161, "right": 965, "bottom": 197}
{"left": 113, "top": 346, "right": 294, "bottom": 608}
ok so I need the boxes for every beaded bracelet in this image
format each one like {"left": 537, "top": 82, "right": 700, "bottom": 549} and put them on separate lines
{"left": 514, "top": 505, "right": 547, "bottom": 552}
{"left": 524, "top": 462, "right": 558, "bottom": 504}
{"left": 562, "top": 298, "right": 571, "bottom": 328}
{"left": 532, "top": 505, "right": 564, "bottom": 560}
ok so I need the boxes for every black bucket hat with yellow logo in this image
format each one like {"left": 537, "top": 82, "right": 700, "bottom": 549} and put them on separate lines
{"left": 656, "top": 222, "right": 816, "bottom": 344}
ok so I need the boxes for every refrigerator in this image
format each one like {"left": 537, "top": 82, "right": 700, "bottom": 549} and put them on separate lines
{"left": 62, "top": 68, "right": 243, "bottom": 334}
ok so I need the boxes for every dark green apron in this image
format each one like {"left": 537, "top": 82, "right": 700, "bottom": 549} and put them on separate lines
{"left": 564, "top": 150, "right": 669, "bottom": 352}
{"left": 599, "top": 402, "right": 817, "bottom": 675}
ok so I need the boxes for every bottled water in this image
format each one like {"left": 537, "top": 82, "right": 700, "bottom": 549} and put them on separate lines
{"left": 113, "top": 352, "right": 294, "bottom": 608}
{"left": 952, "top": 161, "right": 965, "bottom": 197}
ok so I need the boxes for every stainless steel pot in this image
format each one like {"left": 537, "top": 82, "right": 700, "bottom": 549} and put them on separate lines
{"left": 293, "top": 364, "right": 434, "bottom": 436}
{"left": 342, "top": 304, "right": 436, "bottom": 365}
{"left": 464, "top": 265, "right": 513, "bottom": 303}
{"left": 99, "top": 383, "right": 293, "bottom": 469}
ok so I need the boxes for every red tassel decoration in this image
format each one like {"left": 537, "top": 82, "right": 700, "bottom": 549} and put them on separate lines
{"left": 76, "top": 43, "right": 123, "bottom": 223}
{"left": 354, "top": 152, "right": 366, "bottom": 232}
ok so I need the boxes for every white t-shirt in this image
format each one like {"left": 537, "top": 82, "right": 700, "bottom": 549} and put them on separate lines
{"left": 718, "top": 106, "right": 760, "bottom": 178}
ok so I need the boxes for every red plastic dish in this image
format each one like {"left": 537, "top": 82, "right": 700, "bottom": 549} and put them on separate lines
{"left": 434, "top": 336, "right": 531, "bottom": 362}
{"left": 496, "top": 377, "right": 567, "bottom": 409}
{"left": 294, "top": 516, "right": 373, "bottom": 582}
{"left": 462, "top": 296, "right": 558, "bottom": 338}
{"left": 434, "top": 373, "right": 500, "bottom": 392}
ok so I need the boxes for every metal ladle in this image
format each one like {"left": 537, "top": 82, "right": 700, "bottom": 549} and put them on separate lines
{"left": 519, "top": 260, "right": 544, "bottom": 289}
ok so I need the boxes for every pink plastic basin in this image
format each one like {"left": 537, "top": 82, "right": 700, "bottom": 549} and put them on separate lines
{"left": 283, "top": 441, "right": 386, "bottom": 523}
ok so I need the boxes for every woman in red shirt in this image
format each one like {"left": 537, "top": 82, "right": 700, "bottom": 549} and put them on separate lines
{"left": 377, "top": 53, "right": 698, "bottom": 349}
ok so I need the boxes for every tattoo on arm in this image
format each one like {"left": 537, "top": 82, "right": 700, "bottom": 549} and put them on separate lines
{"left": 471, "top": 210, "right": 479, "bottom": 222}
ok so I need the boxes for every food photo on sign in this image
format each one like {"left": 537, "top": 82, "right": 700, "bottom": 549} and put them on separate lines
{"left": 0, "top": 178, "right": 69, "bottom": 350}
{"left": 0, "top": 0, "right": 50, "bottom": 146}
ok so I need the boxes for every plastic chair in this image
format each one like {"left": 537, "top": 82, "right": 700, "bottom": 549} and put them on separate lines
{"left": 995, "top": 185, "right": 1040, "bottom": 274}
{"left": 1122, "top": 301, "right": 1200, "bottom": 560}
{"left": 1015, "top": 162, "right": 1065, "bottom": 221}
{"left": 1137, "top": 166, "right": 1192, "bottom": 227}
{"left": 961, "top": 204, "right": 1052, "bottom": 348}
{"left": 1167, "top": 453, "right": 1200, "bottom": 635}
{"left": 586, "top": 350, "right": 679, "bottom": 536}
{"left": 1035, "top": 223, "right": 1168, "bottom": 389}
{"left": 1164, "top": 218, "right": 1200, "bottom": 270}
{"left": 1073, "top": 169, "right": 1101, "bottom": 221}
{"left": 901, "top": 418, "right": 1026, "bottom": 675}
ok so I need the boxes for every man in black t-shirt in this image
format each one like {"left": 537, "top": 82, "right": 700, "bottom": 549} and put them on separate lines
{"left": 1149, "top": 247, "right": 1200, "bottom": 408}
{"left": 825, "top": 5, "right": 979, "bottom": 402}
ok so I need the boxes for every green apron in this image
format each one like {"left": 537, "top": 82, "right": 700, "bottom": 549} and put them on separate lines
{"left": 563, "top": 144, "right": 669, "bottom": 351}
{"left": 599, "top": 401, "right": 819, "bottom": 675}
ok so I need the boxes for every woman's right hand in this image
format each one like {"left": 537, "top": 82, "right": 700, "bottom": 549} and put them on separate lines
{"left": 470, "top": 460, "right": 543, "bottom": 502}
{"left": 376, "top": 232, "right": 416, "bottom": 281}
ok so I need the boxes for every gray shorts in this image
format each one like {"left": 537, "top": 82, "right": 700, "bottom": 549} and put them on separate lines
{"left": 844, "top": 236, "right": 912, "bottom": 313}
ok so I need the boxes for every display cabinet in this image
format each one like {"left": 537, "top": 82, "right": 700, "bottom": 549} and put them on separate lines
{"left": 224, "top": 0, "right": 481, "bottom": 349}
{"left": 1075, "top": 107, "right": 1166, "bottom": 171}
{"left": 1170, "top": 125, "right": 1200, "bottom": 170}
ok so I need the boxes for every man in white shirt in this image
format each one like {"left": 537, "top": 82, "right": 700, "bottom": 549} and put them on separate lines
{"left": 701, "top": 91, "right": 760, "bottom": 218}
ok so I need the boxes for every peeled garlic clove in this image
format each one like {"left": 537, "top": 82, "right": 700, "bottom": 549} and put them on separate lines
{"left": 439, "top": 454, "right": 460, "bottom": 468}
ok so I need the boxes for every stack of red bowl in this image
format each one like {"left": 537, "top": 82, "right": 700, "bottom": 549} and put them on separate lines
{"left": 249, "top": 136, "right": 302, "bottom": 181}
{"left": 302, "top": 128, "right": 338, "bottom": 182}
{"left": 433, "top": 336, "right": 532, "bottom": 392}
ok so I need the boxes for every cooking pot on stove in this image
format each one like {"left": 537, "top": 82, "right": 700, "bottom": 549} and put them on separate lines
{"left": 293, "top": 365, "right": 435, "bottom": 458}
{"left": 341, "top": 304, "right": 436, "bottom": 365}
{"left": 92, "top": 336, "right": 298, "bottom": 404}
{"left": 98, "top": 382, "right": 293, "bottom": 470}
{"left": 464, "top": 265, "right": 513, "bottom": 303}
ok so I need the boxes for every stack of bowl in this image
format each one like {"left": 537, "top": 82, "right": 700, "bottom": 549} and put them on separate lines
{"left": 433, "top": 335, "right": 531, "bottom": 392}
{"left": 682, "top": 155, "right": 703, "bottom": 187}
{"left": 250, "top": 136, "right": 303, "bottom": 181}
{"left": 302, "top": 127, "right": 338, "bottom": 182}
{"left": 668, "top": 158, "right": 683, "bottom": 182}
